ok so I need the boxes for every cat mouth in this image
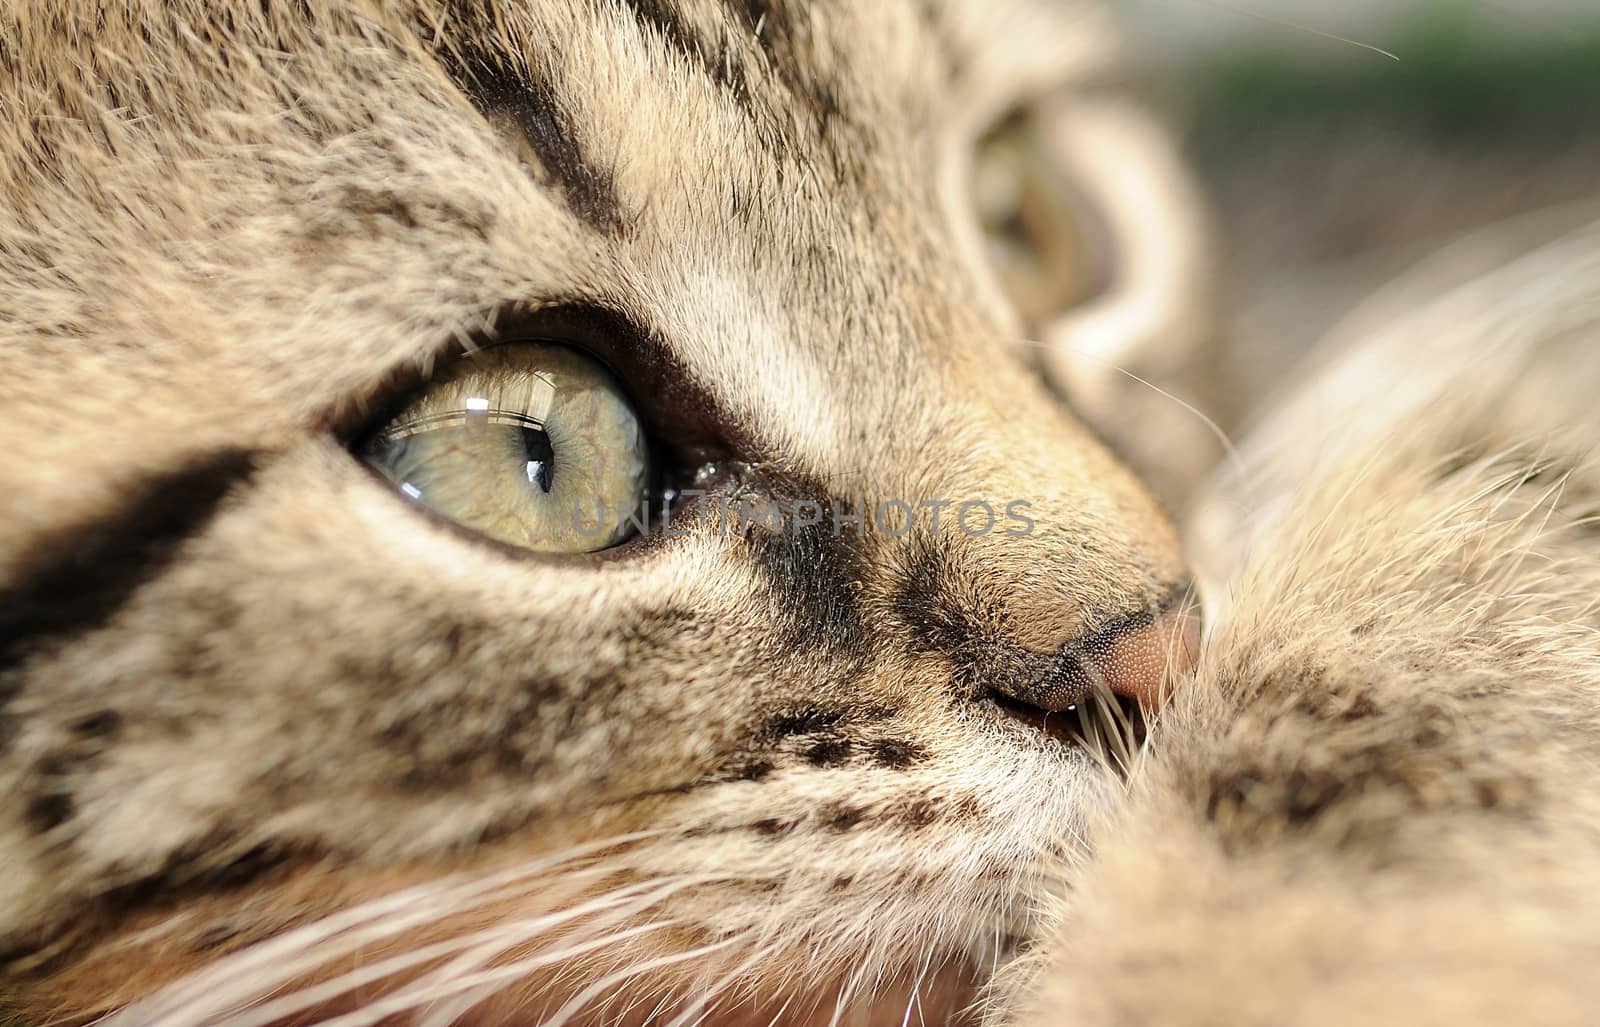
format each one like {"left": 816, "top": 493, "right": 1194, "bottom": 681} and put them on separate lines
{"left": 987, "top": 687, "right": 1150, "bottom": 755}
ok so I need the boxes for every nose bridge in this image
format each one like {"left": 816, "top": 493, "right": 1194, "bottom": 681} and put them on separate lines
{"left": 875, "top": 351, "right": 1195, "bottom": 711}
{"left": 894, "top": 357, "right": 1171, "bottom": 562}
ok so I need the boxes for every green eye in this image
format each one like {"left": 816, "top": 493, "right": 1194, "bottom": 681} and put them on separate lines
{"left": 364, "top": 343, "right": 650, "bottom": 554}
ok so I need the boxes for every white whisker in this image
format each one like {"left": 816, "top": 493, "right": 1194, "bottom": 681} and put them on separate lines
{"left": 538, "top": 936, "right": 743, "bottom": 1027}
{"left": 217, "top": 877, "right": 700, "bottom": 1027}
{"left": 662, "top": 940, "right": 776, "bottom": 1027}
{"left": 1023, "top": 336, "right": 1244, "bottom": 474}
{"left": 102, "top": 832, "right": 670, "bottom": 1027}
{"left": 324, "top": 920, "right": 677, "bottom": 1027}
{"left": 1185, "top": 0, "right": 1400, "bottom": 60}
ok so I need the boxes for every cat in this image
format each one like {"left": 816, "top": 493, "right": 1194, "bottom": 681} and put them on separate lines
{"left": 4, "top": 2, "right": 1598, "bottom": 1026}
{"left": 0, "top": 2, "right": 1205, "bottom": 1023}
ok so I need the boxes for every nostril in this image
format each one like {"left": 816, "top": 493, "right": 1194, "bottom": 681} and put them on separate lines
{"left": 986, "top": 593, "right": 1202, "bottom": 719}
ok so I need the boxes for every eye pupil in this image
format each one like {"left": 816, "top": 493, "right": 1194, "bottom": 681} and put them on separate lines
{"left": 521, "top": 426, "right": 555, "bottom": 494}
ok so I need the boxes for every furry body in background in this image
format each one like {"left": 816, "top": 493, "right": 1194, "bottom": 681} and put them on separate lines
{"left": 1021, "top": 219, "right": 1600, "bottom": 1025}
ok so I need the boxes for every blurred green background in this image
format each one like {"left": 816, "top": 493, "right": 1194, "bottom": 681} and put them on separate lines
{"left": 1123, "top": 0, "right": 1600, "bottom": 403}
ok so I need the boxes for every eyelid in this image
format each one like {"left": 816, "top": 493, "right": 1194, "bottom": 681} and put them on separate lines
{"left": 376, "top": 363, "right": 561, "bottom": 440}
{"left": 330, "top": 302, "right": 738, "bottom": 466}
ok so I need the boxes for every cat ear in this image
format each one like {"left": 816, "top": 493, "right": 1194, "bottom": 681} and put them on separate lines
{"left": 1033, "top": 94, "right": 1222, "bottom": 506}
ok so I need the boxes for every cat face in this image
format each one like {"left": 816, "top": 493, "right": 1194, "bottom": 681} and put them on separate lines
{"left": 0, "top": 1, "right": 1196, "bottom": 1021}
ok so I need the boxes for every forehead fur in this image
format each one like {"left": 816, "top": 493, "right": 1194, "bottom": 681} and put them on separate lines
{"left": 0, "top": 0, "right": 1120, "bottom": 485}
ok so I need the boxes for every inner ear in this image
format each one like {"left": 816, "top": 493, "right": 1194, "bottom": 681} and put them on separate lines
{"left": 970, "top": 108, "right": 1116, "bottom": 331}
{"left": 1027, "top": 93, "right": 1213, "bottom": 398}
{"left": 1027, "top": 93, "right": 1222, "bottom": 510}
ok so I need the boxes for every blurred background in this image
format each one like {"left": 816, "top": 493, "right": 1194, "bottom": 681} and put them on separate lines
{"left": 1122, "top": 0, "right": 1600, "bottom": 403}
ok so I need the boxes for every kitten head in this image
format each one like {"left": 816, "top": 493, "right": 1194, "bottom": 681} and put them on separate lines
{"left": 0, "top": 1, "right": 1201, "bottom": 1022}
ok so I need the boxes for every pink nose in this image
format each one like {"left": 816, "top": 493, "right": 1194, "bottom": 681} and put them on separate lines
{"left": 988, "top": 596, "right": 1202, "bottom": 716}
{"left": 1089, "top": 604, "right": 1202, "bottom": 712}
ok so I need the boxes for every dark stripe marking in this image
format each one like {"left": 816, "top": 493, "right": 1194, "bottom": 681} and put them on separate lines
{"left": 0, "top": 449, "right": 258, "bottom": 682}
{"left": 822, "top": 804, "right": 865, "bottom": 830}
{"left": 616, "top": 0, "right": 755, "bottom": 115}
{"left": 445, "top": 49, "right": 626, "bottom": 236}
{"left": 725, "top": 0, "right": 845, "bottom": 130}
{"left": 895, "top": 797, "right": 941, "bottom": 827}
{"left": 802, "top": 736, "right": 851, "bottom": 767}
{"left": 0, "top": 833, "right": 300, "bottom": 977}
{"left": 870, "top": 738, "right": 927, "bottom": 769}
{"left": 744, "top": 505, "right": 868, "bottom": 653}
{"left": 764, "top": 707, "right": 844, "bottom": 739}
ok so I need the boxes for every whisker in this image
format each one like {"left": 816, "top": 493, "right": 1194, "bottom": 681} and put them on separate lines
{"left": 325, "top": 920, "right": 679, "bottom": 1027}
{"left": 538, "top": 936, "right": 743, "bottom": 1027}
{"left": 401, "top": 876, "right": 707, "bottom": 994}
{"left": 662, "top": 941, "right": 778, "bottom": 1027}
{"left": 103, "top": 832, "right": 670, "bottom": 1027}
{"left": 1026, "top": 336, "right": 1244, "bottom": 475}
{"left": 211, "top": 878, "right": 696, "bottom": 1027}
{"left": 763, "top": 991, "right": 799, "bottom": 1027}
{"left": 1184, "top": 0, "right": 1400, "bottom": 60}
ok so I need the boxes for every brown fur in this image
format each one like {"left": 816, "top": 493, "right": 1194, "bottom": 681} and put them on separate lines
{"left": 0, "top": 1, "right": 1190, "bottom": 1023}
{"left": 6, "top": 1, "right": 1599, "bottom": 1025}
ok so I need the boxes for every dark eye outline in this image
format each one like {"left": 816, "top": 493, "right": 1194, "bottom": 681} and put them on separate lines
{"left": 339, "top": 302, "right": 740, "bottom": 565}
